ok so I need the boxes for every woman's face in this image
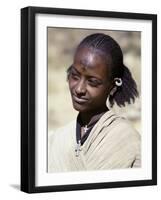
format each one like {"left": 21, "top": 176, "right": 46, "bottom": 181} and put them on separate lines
{"left": 68, "top": 47, "right": 113, "bottom": 114}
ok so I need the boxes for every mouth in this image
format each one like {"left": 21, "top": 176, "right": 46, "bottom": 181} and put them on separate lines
{"left": 72, "top": 94, "right": 89, "bottom": 104}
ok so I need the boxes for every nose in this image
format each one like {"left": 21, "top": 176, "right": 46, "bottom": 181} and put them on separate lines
{"left": 75, "top": 79, "right": 86, "bottom": 96}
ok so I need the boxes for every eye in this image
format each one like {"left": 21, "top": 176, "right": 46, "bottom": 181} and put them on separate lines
{"left": 70, "top": 71, "right": 80, "bottom": 81}
{"left": 88, "top": 79, "right": 102, "bottom": 87}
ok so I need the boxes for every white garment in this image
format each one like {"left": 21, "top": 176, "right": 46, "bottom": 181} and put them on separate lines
{"left": 48, "top": 110, "right": 141, "bottom": 173}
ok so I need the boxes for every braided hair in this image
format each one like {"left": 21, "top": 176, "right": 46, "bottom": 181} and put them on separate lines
{"left": 67, "top": 33, "right": 139, "bottom": 107}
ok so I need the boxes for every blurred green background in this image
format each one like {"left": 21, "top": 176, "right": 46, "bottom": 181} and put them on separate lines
{"left": 48, "top": 28, "right": 141, "bottom": 134}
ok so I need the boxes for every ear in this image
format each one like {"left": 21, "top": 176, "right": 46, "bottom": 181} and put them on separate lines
{"left": 109, "top": 79, "right": 115, "bottom": 91}
{"left": 107, "top": 81, "right": 115, "bottom": 97}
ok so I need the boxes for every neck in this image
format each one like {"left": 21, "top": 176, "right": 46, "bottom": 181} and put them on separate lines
{"left": 80, "top": 106, "right": 109, "bottom": 126}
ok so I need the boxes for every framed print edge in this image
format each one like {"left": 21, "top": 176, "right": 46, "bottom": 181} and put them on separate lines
{"left": 152, "top": 14, "right": 157, "bottom": 186}
{"left": 21, "top": 7, "right": 36, "bottom": 193}
{"left": 21, "top": 6, "right": 157, "bottom": 193}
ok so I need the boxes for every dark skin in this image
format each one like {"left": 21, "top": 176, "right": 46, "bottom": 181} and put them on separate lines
{"left": 68, "top": 47, "right": 114, "bottom": 125}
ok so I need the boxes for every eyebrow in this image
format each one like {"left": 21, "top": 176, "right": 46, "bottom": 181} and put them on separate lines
{"left": 71, "top": 66, "right": 81, "bottom": 75}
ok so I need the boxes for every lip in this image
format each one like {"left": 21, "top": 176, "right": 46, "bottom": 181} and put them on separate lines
{"left": 72, "top": 95, "right": 88, "bottom": 104}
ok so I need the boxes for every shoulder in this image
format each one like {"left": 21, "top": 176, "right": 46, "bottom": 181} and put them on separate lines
{"left": 118, "top": 117, "right": 140, "bottom": 138}
{"left": 113, "top": 118, "right": 141, "bottom": 157}
{"left": 114, "top": 116, "right": 140, "bottom": 138}
{"left": 104, "top": 114, "right": 141, "bottom": 162}
{"left": 104, "top": 111, "right": 141, "bottom": 146}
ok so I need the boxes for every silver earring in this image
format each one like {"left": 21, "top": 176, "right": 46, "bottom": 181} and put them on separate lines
{"left": 114, "top": 78, "right": 122, "bottom": 87}
{"left": 106, "top": 87, "right": 117, "bottom": 108}
{"left": 106, "top": 95, "right": 111, "bottom": 108}
{"left": 106, "top": 78, "right": 122, "bottom": 108}
{"left": 110, "top": 87, "right": 117, "bottom": 96}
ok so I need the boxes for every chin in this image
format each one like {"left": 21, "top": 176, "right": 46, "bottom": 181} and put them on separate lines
{"left": 72, "top": 102, "right": 89, "bottom": 113}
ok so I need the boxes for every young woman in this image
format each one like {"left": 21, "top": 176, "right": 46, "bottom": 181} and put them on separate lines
{"left": 48, "top": 33, "right": 141, "bottom": 172}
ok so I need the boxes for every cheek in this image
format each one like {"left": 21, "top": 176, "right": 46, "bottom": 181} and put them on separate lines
{"left": 87, "top": 86, "right": 109, "bottom": 100}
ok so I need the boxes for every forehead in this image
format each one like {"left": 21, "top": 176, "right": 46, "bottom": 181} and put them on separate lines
{"left": 74, "top": 47, "right": 109, "bottom": 65}
{"left": 73, "top": 47, "right": 111, "bottom": 79}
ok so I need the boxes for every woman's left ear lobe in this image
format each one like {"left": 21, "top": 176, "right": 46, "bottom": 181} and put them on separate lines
{"left": 109, "top": 81, "right": 115, "bottom": 90}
